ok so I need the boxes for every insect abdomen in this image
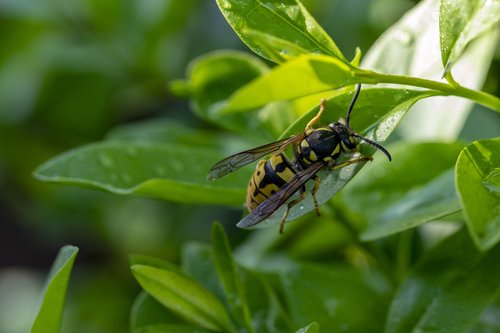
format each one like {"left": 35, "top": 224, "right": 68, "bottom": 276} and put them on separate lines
{"left": 245, "top": 154, "right": 296, "bottom": 211}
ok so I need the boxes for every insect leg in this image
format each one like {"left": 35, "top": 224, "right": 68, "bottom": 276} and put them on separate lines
{"left": 311, "top": 176, "right": 321, "bottom": 216}
{"left": 305, "top": 99, "right": 327, "bottom": 131}
{"left": 328, "top": 156, "right": 373, "bottom": 170}
{"left": 279, "top": 188, "right": 307, "bottom": 234}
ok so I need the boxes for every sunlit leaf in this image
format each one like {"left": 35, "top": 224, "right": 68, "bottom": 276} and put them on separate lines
{"left": 222, "top": 55, "right": 364, "bottom": 113}
{"left": 456, "top": 137, "right": 500, "bottom": 250}
{"left": 362, "top": 0, "right": 498, "bottom": 140}
{"left": 439, "top": 0, "right": 500, "bottom": 72}
{"left": 214, "top": 0, "right": 346, "bottom": 63}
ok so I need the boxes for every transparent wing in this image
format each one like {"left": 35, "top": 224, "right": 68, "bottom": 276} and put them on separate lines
{"left": 237, "top": 162, "right": 324, "bottom": 228}
{"left": 207, "top": 134, "right": 303, "bottom": 180}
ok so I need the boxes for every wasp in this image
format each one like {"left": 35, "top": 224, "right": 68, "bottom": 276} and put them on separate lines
{"left": 208, "top": 85, "right": 391, "bottom": 233}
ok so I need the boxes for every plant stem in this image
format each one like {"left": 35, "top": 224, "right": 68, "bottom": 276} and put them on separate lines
{"left": 355, "top": 70, "right": 500, "bottom": 112}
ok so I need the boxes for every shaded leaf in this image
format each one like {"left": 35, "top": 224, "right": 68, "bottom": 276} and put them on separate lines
{"left": 183, "top": 239, "right": 290, "bottom": 333}
{"left": 214, "top": 0, "right": 346, "bottom": 63}
{"left": 386, "top": 228, "right": 500, "bottom": 333}
{"left": 30, "top": 245, "right": 78, "bottom": 333}
{"left": 295, "top": 322, "right": 320, "bottom": 333}
{"left": 343, "top": 142, "right": 464, "bottom": 240}
{"left": 131, "top": 265, "right": 234, "bottom": 332}
{"left": 133, "top": 323, "right": 208, "bottom": 333}
{"left": 211, "top": 223, "right": 254, "bottom": 333}
{"left": 440, "top": 0, "right": 500, "bottom": 72}
{"left": 456, "top": 137, "right": 500, "bottom": 250}
{"left": 34, "top": 142, "right": 247, "bottom": 206}
{"left": 130, "top": 291, "right": 182, "bottom": 331}
{"left": 281, "top": 263, "right": 390, "bottom": 333}
{"left": 183, "top": 50, "right": 273, "bottom": 139}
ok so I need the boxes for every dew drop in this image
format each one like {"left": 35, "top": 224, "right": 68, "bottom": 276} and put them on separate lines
{"left": 394, "top": 29, "right": 414, "bottom": 46}
{"left": 99, "top": 154, "right": 114, "bottom": 168}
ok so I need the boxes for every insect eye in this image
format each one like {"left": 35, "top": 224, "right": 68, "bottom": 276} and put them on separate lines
{"left": 343, "top": 136, "right": 357, "bottom": 149}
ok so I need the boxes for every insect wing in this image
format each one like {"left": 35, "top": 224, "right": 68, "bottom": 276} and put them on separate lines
{"left": 237, "top": 162, "right": 323, "bottom": 228}
{"left": 207, "top": 134, "right": 303, "bottom": 180}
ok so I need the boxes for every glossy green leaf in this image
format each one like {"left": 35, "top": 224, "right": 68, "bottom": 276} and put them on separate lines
{"left": 131, "top": 265, "right": 234, "bottom": 332}
{"left": 30, "top": 245, "right": 78, "bottom": 333}
{"left": 222, "top": 55, "right": 365, "bottom": 113}
{"left": 214, "top": 0, "right": 346, "bottom": 63}
{"left": 281, "top": 263, "right": 390, "bottom": 333}
{"left": 456, "top": 137, "right": 500, "bottom": 250}
{"left": 183, "top": 50, "right": 273, "bottom": 139}
{"left": 362, "top": 0, "right": 498, "bottom": 140}
{"left": 386, "top": 228, "right": 500, "bottom": 333}
{"left": 106, "top": 119, "right": 249, "bottom": 150}
{"left": 295, "top": 322, "right": 320, "bottom": 333}
{"left": 343, "top": 142, "right": 464, "bottom": 240}
{"left": 211, "top": 223, "right": 254, "bottom": 333}
{"left": 440, "top": 0, "right": 500, "bottom": 72}
{"left": 34, "top": 142, "right": 247, "bottom": 206}
{"left": 238, "top": 88, "right": 436, "bottom": 231}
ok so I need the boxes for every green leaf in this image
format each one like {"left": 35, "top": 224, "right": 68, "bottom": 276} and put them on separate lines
{"left": 131, "top": 265, "right": 234, "bottom": 332}
{"left": 362, "top": 0, "right": 498, "bottom": 140}
{"left": 214, "top": 0, "right": 346, "bottom": 63}
{"left": 181, "top": 242, "right": 225, "bottom": 300}
{"left": 223, "top": 54, "right": 364, "bottom": 113}
{"left": 456, "top": 137, "right": 500, "bottom": 250}
{"left": 295, "top": 322, "right": 320, "bottom": 333}
{"left": 130, "top": 254, "right": 185, "bottom": 276}
{"left": 30, "top": 245, "right": 78, "bottom": 333}
{"left": 343, "top": 142, "right": 464, "bottom": 240}
{"left": 106, "top": 119, "right": 249, "bottom": 150}
{"left": 34, "top": 142, "right": 247, "bottom": 206}
{"left": 211, "top": 223, "right": 254, "bottom": 333}
{"left": 238, "top": 88, "right": 435, "bottom": 230}
{"left": 439, "top": 0, "right": 500, "bottom": 72}
{"left": 386, "top": 228, "right": 500, "bottom": 333}
{"left": 183, "top": 50, "right": 273, "bottom": 139}
{"left": 130, "top": 291, "right": 182, "bottom": 331}
{"left": 133, "top": 323, "right": 207, "bottom": 333}
{"left": 281, "top": 263, "right": 390, "bottom": 333}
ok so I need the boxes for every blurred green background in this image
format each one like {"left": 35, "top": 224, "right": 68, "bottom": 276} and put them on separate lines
{"left": 0, "top": 1, "right": 498, "bottom": 332}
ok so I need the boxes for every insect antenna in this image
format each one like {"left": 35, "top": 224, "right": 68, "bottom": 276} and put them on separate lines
{"left": 352, "top": 133, "right": 392, "bottom": 161}
{"left": 345, "top": 84, "right": 362, "bottom": 127}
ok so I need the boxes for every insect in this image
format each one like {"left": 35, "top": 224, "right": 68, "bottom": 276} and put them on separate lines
{"left": 208, "top": 84, "right": 392, "bottom": 233}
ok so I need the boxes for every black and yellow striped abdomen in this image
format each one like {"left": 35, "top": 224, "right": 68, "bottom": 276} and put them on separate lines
{"left": 246, "top": 153, "right": 296, "bottom": 210}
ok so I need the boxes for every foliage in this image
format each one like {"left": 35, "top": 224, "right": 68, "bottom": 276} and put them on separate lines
{"left": 8, "top": 0, "right": 499, "bottom": 332}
